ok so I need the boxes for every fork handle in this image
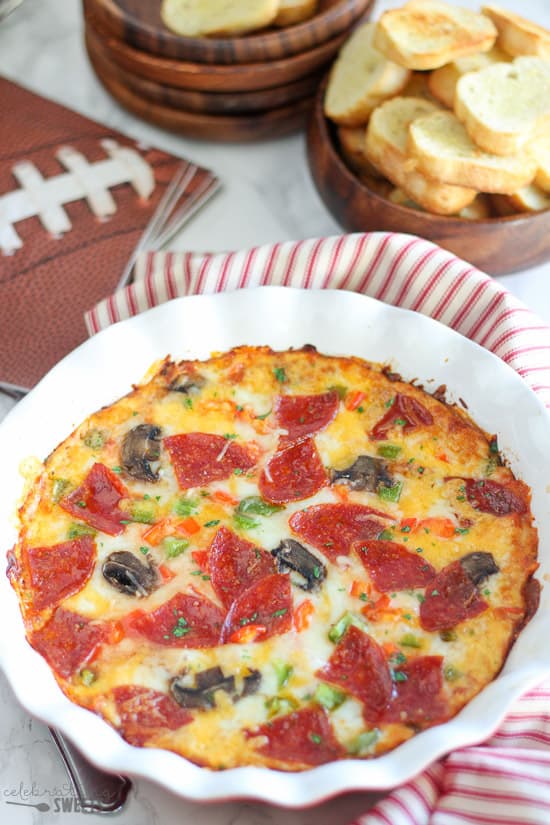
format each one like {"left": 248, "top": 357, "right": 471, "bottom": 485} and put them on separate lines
{"left": 49, "top": 728, "right": 132, "bottom": 814}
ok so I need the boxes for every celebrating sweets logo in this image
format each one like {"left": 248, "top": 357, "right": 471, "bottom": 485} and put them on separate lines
{"left": 3, "top": 782, "right": 120, "bottom": 813}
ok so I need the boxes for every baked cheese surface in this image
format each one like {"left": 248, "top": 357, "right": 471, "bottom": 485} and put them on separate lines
{"left": 10, "top": 347, "right": 539, "bottom": 770}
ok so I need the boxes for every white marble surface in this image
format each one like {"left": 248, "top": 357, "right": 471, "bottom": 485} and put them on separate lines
{"left": 0, "top": 0, "right": 549, "bottom": 822}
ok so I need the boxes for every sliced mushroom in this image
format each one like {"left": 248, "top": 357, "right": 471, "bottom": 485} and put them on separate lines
{"left": 171, "top": 666, "right": 243, "bottom": 709}
{"left": 330, "top": 455, "right": 393, "bottom": 492}
{"left": 241, "top": 669, "right": 262, "bottom": 698}
{"left": 171, "top": 666, "right": 235, "bottom": 709}
{"left": 121, "top": 424, "right": 161, "bottom": 482}
{"left": 460, "top": 552, "right": 499, "bottom": 586}
{"left": 102, "top": 551, "right": 157, "bottom": 597}
{"left": 271, "top": 539, "right": 326, "bottom": 592}
{"left": 169, "top": 373, "right": 206, "bottom": 395}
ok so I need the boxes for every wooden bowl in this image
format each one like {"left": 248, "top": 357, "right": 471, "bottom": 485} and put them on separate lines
{"left": 84, "top": 0, "right": 374, "bottom": 64}
{"left": 307, "top": 85, "right": 550, "bottom": 275}
{"left": 86, "top": 28, "right": 323, "bottom": 115}
{"left": 91, "top": 50, "right": 314, "bottom": 142}
{"left": 84, "top": 11, "right": 347, "bottom": 93}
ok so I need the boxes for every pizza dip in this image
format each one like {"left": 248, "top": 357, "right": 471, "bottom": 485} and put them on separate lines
{"left": 7, "top": 346, "right": 539, "bottom": 770}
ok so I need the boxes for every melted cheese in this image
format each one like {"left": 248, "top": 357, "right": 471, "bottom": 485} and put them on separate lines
{"left": 12, "top": 346, "right": 538, "bottom": 770}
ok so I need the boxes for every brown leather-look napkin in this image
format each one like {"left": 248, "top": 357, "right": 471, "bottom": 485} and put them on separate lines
{"left": 0, "top": 77, "right": 218, "bottom": 391}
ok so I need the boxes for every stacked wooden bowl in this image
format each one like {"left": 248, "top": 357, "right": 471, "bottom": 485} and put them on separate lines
{"left": 83, "top": 0, "right": 374, "bottom": 142}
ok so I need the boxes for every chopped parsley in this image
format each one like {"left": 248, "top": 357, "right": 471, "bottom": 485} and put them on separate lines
{"left": 204, "top": 519, "right": 220, "bottom": 528}
{"left": 274, "top": 367, "right": 287, "bottom": 383}
{"left": 309, "top": 733, "right": 322, "bottom": 745}
{"left": 240, "top": 612, "right": 258, "bottom": 627}
{"left": 392, "top": 671, "right": 408, "bottom": 682}
{"left": 171, "top": 617, "right": 190, "bottom": 638}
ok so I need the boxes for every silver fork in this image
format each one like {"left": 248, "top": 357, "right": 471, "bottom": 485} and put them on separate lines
{"left": 2, "top": 159, "right": 220, "bottom": 811}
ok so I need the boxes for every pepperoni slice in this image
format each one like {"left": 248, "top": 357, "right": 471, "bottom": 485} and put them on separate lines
{"left": 371, "top": 393, "right": 433, "bottom": 441}
{"left": 275, "top": 391, "right": 339, "bottom": 443}
{"left": 127, "top": 592, "right": 225, "bottom": 648}
{"left": 164, "top": 433, "right": 255, "bottom": 490}
{"left": 111, "top": 686, "right": 192, "bottom": 746}
{"left": 355, "top": 540, "right": 436, "bottom": 592}
{"left": 420, "top": 560, "right": 488, "bottom": 632}
{"left": 60, "top": 463, "right": 130, "bottom": 536}
{"left": 208, "top": 527, "right": 276, "bottom": 609}
{"left": 316, "top": 625, "right": 392, "bottom": 723}
{"left": 289, "top": 503, "right": 390, "bottom": 562}
{"left": 220, "top": 573, "right": 292, "bottom": 644}
{"left": 246, "top": 707, "right": 344, "bottom": 766}
{"left": 463, "top": 479, "right": 527, "bottom": 516}
{"left": 259, "top": 438, "right": 328, "bottom": 504}
{"left": 25, "top": 536, "right": 96, "bottom": 610}
{"left": 31, "top": 608, "right": 108, "bottom": 679}
{"left": 383, "top": 656, "right": 447, "bottom": 726}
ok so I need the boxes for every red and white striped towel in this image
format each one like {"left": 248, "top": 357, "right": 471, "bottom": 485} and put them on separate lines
{"left": 85, "top": 233, "right": 550, "bottom": 823}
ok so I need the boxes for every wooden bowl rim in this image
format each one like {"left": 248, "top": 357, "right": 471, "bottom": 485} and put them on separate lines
{"left": 91, "top": 0, "right": 373, "bottom": 63}
{"left": 313, "top": 82, "right": 550, "bottom": 230}
{"left": 86, "top": 17, "right": 347, "bottom": 79}
{"left": 85, "top": 26, "right": 325, "bottom": 99}
{"left": 92, "top": 51, "right": 314, "bottom": 131}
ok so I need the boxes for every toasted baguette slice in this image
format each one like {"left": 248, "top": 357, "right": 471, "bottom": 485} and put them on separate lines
{"left": 409, "top": 110, "right": 537, "bottom": 193}
{"left": 337, "top": 126, "right": 384, "bottom": 178}
{"left": 365, "top": 97, "right": 477, "bottom": 215}
{"left": 455, "top": 57, "right": 550, "bottom": 155}
{"left": 401, "top": 71, "right": 441, "bottom": 104}
{"left": 428, "top": 46, "right": 509, "bottom": 108}
{"left": 483, "top": 5, "right": 550, "bottom": 60}
{"left": 161, "top": 0, "right": 278, "bottom": 37}
{"left": 492, "top": 185, "right": 550, "bottom": 215}
{"left": 388, "top": 188, "right": 492, "bottom": 218}
{"left": 275, "top": 0, "right": 318, "bottom": 26}
{"left": 388, "top": 188, "right": 424, "bottom": 209}
{"left": 359, "top": 174, "right": 394, "bottom": 198}
{"left": 503, "top": 185, "right": 550, "bottom": 213}
{"left": 374, "top": 0, "right": 497, "bottom": 71}
{"left": 324, "top": 22, "right": 411, "bottom": 126}
{"left": 530, "top": 135, "right": 550, "bottom": 193}
{"left": 457, "top": 194, "right": 493, "bottom": 219}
